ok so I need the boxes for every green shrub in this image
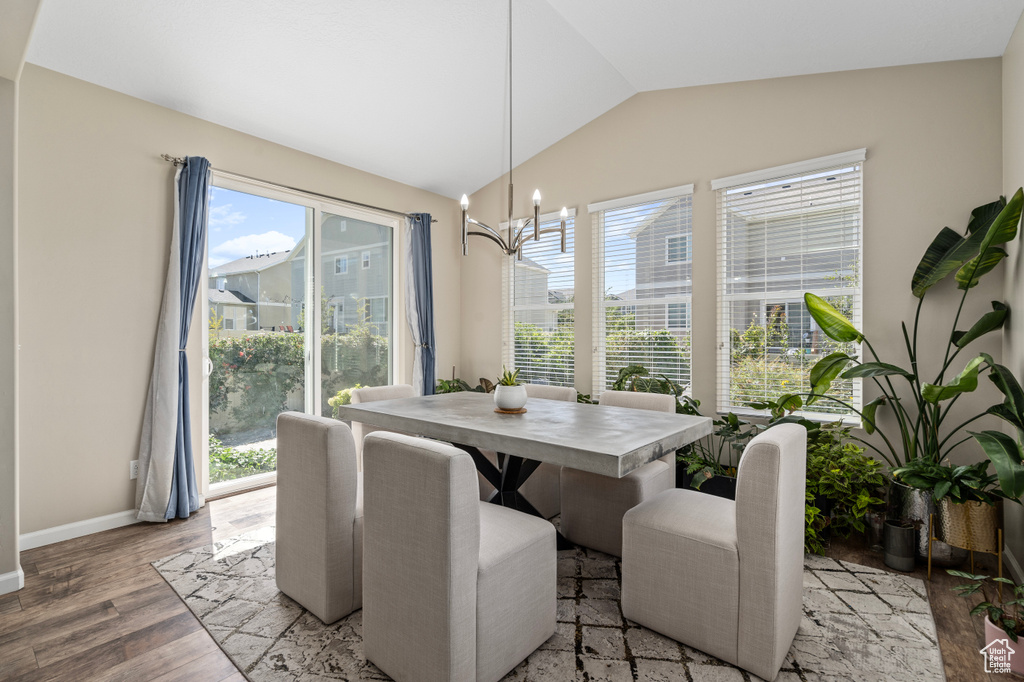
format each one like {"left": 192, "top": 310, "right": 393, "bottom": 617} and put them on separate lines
{"left": 209, "top": 434, "right": 277, "bottom": 484}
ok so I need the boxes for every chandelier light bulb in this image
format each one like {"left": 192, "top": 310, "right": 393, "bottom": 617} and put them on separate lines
{"left": 532, "top": 189, "right": 541, "bottom": 206}
{"left": 560, "top": 207, "right": 568, "bottom": 219}
{"left": 460, "top": 194, "right": 469, "bottom": 210}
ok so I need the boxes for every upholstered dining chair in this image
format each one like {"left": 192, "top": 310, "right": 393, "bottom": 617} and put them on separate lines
{"left": 349, "top": 383, "right": 415, "bottom": 470}
{"left": 362, "top": 432, "right": 556, "bottom": 682}
{"left": 275, "top": 412, "right": 363, "bottom": 624}
{"left": 477, "top": 383, "right": 576, "bottom": 518}
{"left": 559, "top": 389, "right": 676, "bottom": 556}
{"left": 621, "top": 424, "right": 807, "bottom": 681}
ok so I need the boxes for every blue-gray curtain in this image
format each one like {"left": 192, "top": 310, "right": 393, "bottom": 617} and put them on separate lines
{"left": 167, "top": 157, "right": 210, "bottom": 518}
{"left": 408, "top": 213, "right": 436, "bottom": 394}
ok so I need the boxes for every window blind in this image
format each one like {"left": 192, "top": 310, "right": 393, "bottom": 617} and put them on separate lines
{"left": 590, "top": 187, "right": 693, "bottom": 397}
{"left": 501, "top": 211, "right": 576, "bottom": 387}
{"left": 714, "top": 152, "right": 864, "bottom": 418}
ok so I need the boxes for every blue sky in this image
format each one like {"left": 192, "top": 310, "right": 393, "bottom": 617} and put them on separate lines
{"left": 207, "top": 187, "right": 308, "bottom": 268}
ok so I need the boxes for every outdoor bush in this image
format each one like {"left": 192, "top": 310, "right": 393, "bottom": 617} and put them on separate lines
{"left": 209, "top": 434, "right": 277, "bottom": 483}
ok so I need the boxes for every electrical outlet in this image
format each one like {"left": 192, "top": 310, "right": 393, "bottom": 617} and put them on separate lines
{"left": 130, "top": 460, "right": 139, "bottom": 480}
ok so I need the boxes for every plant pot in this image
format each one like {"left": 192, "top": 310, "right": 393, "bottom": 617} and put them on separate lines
{"left": 494, "top": 385, "right": 528, "bottom": 411}
{"left": 984, "top": 617, "right": 1024, "bottom": 676}
{"left": 939, "top": 499, "right": 1002, "bottom": 553}
{"left": 887, "top": 478, "right": 968, "bottom": 567}
{"left": 884, "top": 520, "right": 917, "bottom": 572}
{"left": 864, "top": 509, "right": 886, "bottom": 552}
{"left": 678, "top": 470, "right": 737, "bottom": 500}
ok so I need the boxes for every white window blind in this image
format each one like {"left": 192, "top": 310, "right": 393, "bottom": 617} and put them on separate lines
{"left": 590, "top": 186, "right": 693, "bottom": 397}
{"left": 501, "top": 211, "right": 576, "bottom": 387}
{"left": 714, "top": 151, "right": 864, "bottom": 418}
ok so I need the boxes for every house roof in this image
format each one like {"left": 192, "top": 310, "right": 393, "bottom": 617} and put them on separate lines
{"left": 210, "top": 250, "right": 292, "bottom": 277}
{"left": 209, "top": 289, "right": 255, "bottom": 305}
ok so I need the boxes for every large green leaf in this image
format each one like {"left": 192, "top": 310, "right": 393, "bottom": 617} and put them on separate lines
{"left": 987, "top": 362, "right": 1024, "bottom": 431}
{"left": 804, "top": 293, "right": 863, "bottom": 343}
{"left": 952, "top": 301, "right": 1009, "bottom": 348}
{"left": 921, "top": 353, "right": 992, "bottom": 403}
{"left": 911, "top": 227, "right": 963, "bottom": 297}
{"left": 956, "top": 247, "right": 1007, "bottom": 290}
{"left": 967, "top": 198, "right": 1008, "bottom": 234}
{"left": 971, "top": 430, "right": 1024, "bottom": 499}
{"left": 808, "top": 352, "right": 855, "bottom": 405}
{"left": 861, "top": 395, "right": 887, "bottom": 435}
{"left": 911, "top": 189, "right": 1023, "bottom": 297}
{"left": 841, "top": 362, "right": 914, "bottom": 379}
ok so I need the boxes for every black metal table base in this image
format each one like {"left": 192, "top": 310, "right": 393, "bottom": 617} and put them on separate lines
{"left": 455, "top": 443, "right": 573, "bottom": 550}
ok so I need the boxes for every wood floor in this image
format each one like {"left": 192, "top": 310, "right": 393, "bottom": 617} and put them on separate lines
{"left": 0, "top": 486, "right": 1013, "bottom": 681}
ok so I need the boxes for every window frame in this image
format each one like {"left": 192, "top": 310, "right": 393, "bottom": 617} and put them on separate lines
{"left": 665, "top": 234, "right": 690, "bottom": 265}
{"left": 500, "top": 209, "right": 577, "bottom": 388}
{"left": 335, "top": 255, "right": 348, "bottom": 275}
{"left": 588, "top": 184, "right": 695, "bottom": 400}
{"left": 712, "top": 149, "right": 865, "bottom": 422}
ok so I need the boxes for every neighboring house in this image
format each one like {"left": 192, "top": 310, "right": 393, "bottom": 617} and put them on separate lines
{"left": 513, "top": 256, "right": 560, "bottom": 331}
{"left": 209, "top": 217, "right": 392, "bottom": 336}
{"left": 630, "top": 199, "right": 692, "bottom": 343}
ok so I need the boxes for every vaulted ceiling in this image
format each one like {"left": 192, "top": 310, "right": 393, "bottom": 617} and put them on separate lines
{"left": 26, "top": 0, "right": 1024, "bottom": 198}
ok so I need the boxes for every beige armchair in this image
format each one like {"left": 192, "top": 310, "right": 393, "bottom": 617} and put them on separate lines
{"left": 559, "top": 389, "right": 676, "bottom": 556}
{"left": 275, "top": 412, "right": 363, "bottom": 624}
{"left": 621, "top": 424, "right": 807, "bottom": 681}
{"left": 477, "top": 383, "right": 576, "bottom": 518}
{"left": 350, "top": 383, "right": 416, "bottom": 469}
{"left": 362, "top": 432, "right": 556, "bottom": 682}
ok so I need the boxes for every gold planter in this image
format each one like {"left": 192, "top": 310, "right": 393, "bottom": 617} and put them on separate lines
{"left": 938, "top": 499, "right": 1001, "bottom": 553}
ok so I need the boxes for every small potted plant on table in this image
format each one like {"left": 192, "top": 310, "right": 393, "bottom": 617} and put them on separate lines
{"left": 494, "top": 366, "right": 527, "bottom": 412}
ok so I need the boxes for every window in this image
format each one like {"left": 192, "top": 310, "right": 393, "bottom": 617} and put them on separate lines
{"left": 361, "top": 251, "right": 371, "bottom": 269}
{"left": 335, "top": 256, "right": 348, "bottom": 274}
{"left": 666, "top": 235, "right": 690, "bottom": 264}
{"left": 713, "top": 149, "right": 864, "bottom": 418}
{"left": 502, "top": 210, "right": 576, "bottom": 387}
{"left": 590, "top": 185, "right": 693, "bottom": 396}
{"left": 215, "top": 276, "right": 227, "bottom": 291}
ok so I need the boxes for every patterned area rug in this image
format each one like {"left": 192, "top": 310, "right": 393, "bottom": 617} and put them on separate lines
{"left": 153, "top": 527, "right": 944, "bottom": 682}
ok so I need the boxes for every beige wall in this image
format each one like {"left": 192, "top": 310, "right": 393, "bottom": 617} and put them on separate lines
{"left": 0, "top": 76, "right": 20, "bottom": 579}
{"left": 17, "top": 65, "right": 462, "bottom": 534}
{"left": 1003, "top": 13, "right": 1024, "bottom": 580}
{"left": 463, "top": 58, "right": 1005, "bottom": 458}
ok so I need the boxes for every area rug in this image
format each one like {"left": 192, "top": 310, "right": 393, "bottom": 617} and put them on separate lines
{"left": 153, "top": 527, "right": 945, "bottom": 682}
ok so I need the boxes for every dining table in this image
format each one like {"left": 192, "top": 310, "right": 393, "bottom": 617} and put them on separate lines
{"left": 335, "top": 391, "right": 714, "bottom": 547}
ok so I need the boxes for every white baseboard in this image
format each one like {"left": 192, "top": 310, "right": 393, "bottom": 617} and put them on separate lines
{"left": 19, "top": 509, "right": 139, "bottom": 551}
{"left": 0, "top": 567, "right": 24, "bottom": 595}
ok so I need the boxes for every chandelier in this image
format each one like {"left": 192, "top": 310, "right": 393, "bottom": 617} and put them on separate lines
{"left": 460, "top": 0, "right": 568, "bottom": 259}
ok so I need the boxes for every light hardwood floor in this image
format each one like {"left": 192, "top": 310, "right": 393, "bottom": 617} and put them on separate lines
{"left": 0, "top": 486, "right": 1012, "bottom": 681}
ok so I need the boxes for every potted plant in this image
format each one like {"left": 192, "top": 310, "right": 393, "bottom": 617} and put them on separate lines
{"left": 892, "top": 458, "right": 1011, "bottom": 554}
{"left": 949, "top": 571, "right": 1024, "bottom": 675}
{"left": 884, "top": 518, "right": 917, "bottom": 572}
{"left": 494, "top": 366, "right": 527, "bottom": 411}
{"left": 677, "top": 411, "right": 757, "bottom": 499}
{"left": 802, "top": 191, "right": 1024, "bottom": 560}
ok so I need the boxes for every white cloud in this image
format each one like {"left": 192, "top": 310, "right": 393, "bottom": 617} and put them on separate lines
{"left": 208, "top": 203, "right": 246, "bottom": 229}
{"left": 209, "top": 231, "right": 297, "bottom": 267}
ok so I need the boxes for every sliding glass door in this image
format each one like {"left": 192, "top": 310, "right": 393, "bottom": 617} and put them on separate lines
{"left": 203, "top": 175, "right": 397, "bottom": 494}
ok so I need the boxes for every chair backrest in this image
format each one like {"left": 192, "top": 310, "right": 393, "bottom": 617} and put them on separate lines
{"left": 598, "top": 389, "right": 676, "bottom": 413}
{"left": 734, "top": 423, "right": 807, "bottom": 677}
{"left": 350, "top": 384, "right": 416, "bottom": 469}
{"left": 524, "top": 384, "right": 577, "bottom": 402}
{"left": 362, "top": 432, "right": 479, "bottom": 682}
{"left": 275, "top": 412, "right": 360, "bottom": 621}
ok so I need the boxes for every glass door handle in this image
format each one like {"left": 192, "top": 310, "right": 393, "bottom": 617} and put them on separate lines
{"left": 204, "top": 357, "right": 213, "bottom": 377}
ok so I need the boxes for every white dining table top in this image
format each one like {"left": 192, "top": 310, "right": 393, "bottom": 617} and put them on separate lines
{"left": 335, "top": 391, "right": 713, "bottom": 478}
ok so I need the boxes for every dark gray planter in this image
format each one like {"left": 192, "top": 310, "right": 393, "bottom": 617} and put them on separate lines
{"left": 884, "top": 520, "right": 917, "bottom": 572}
{"left": 886, "top": 478, "right": 967, "bottom": 567}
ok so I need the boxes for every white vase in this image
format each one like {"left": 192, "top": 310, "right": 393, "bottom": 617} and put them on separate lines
{"left": 494, "top": 385, "right": 528, "bottom": 411}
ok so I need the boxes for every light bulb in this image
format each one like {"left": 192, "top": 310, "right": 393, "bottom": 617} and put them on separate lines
{"left": 532, "top": 189, "right": 541, "bottom": 206}
{"left": 460, "top": 194, "right": 469, "bottom": 210}
{"left": 560, "top": 207, "right": 568, "bottom": 219}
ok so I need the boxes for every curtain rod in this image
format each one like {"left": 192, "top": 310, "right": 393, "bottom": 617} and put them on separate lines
{"left": 161, "top": 154, "right": 437, "bottom": 223}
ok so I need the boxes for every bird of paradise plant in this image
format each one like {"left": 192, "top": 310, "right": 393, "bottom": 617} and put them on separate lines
{"left": 797, "top": 189, "right": 1024, "bottom": 499}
